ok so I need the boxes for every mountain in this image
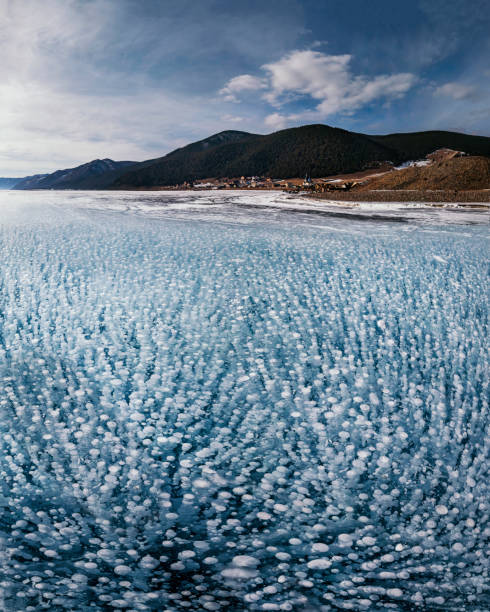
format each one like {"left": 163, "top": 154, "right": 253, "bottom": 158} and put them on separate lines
{"left": 356, "top": 155, "right": 490, "bottom": 191}
{"left": 0, "top": 177, "right": 24, "bottom": 189}
{"left": 11, "top": 125, "right": 490, "bottom": 191}
{"left": 13, "top": 159, "right": 136, "bottom": 190}
{"left": 110, "top": 130, "right": 259, "bottom": 188}
{"left": 111, "top": 125, "right": 395, "bottom": 188}
{"left": 171, "top": 130, "right": 257, "bottom": 154}
{"left": 369, "top": 130, "right": 490, "bottom": 162}
{"left": 110, "top": 125, "right": 490, "bottom": 189}
{"left": 11, "top": 174, "right": 49, "bottom": 190}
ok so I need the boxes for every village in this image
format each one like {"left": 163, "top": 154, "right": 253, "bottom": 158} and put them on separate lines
{"left": 163, "top": 161, "right": 398, "bottom": 192}
{"left": 169, "top": 174, "right": 358, "bottom": 193}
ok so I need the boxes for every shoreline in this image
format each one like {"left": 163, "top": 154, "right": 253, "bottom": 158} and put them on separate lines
{"left": 12, "top": 186, "right": 490, "bottom": 207}
{"left": 306, "top": 189, "right": 490, "bottom": 204}
{"left": 3, "top": 189, "right": 489, "bottom": 218}
{"left": 1, "top": 189, "right": 489, "bottom": 228}
{"left": 109, "top": 184, "right": 490, "bottom": 205}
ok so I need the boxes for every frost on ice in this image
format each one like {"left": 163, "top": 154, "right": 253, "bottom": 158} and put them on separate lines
{"left": 0, "top": 194, "right": 488, "bottom": 611}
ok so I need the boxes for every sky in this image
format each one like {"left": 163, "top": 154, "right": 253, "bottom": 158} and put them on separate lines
{"left": 1, "top": 0, "right": 489, "bottom": 175}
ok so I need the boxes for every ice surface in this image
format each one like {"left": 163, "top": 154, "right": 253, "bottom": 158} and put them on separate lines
{"left": 0, "top": 191, "right": 488, "bottom": 611}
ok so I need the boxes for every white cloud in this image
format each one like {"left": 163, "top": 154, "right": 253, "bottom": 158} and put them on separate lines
{"left": 221, "top": 114, "right": 246, "bottom": 123}
{"left": 264, "top": 113, "right": 289, "bottom": 131}
{"left": 262, "top": 51, "right": 353, "bottom": 107}
{"left": 0, "top": 0, "right": 192, "bottom": 174}
{"left": 221, "top": 49, "right": 416, "bottom": 130}
{"left": 0, "top": 81, "right": 219, "bottom": 175}
{"left": 219, "top": 75, "right": 268, "bottom": 102}
{"left": 434, "top": 82, "right": 478, "bottom": 100}
{"left": 0, "top": 0, "right": 293, "bottom": 174}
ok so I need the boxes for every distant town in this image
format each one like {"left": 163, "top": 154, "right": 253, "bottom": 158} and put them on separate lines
{"left": 165, "top": 174, "right": 361, "bottom": 193}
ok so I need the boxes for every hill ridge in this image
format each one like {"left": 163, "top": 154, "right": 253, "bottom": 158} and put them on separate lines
{"left": 111, "top": 125, "right": 490, "bottom": 189}
{"left": 11, "top": 124, "right": 490, "bottom": 190}
{"left": 13, "top": 159, "right": 136, "bottom": 190}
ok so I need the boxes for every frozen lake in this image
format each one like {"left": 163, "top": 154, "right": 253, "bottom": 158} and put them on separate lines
{"left": 0, "top": 191, "right": 488, "bottom": 611}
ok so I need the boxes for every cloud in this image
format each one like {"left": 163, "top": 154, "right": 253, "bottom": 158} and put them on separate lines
{"left": 1, "top": 0, "right": 487, "bottom": 173}
{"left": 221, "top": 114, "right": 246, "bottom": 123}
{"left": 221, "top": 49, "right": 416, "bottom": 129}
{"left": 0, "top": 0, "right": 304, "bottom": 174}
{"left": 220, "top": 75, "right": 268, "bottom": 102}
{"left": 434, "top": 82, "right": 479, "bottom": 101}
{"left": 0, "top": 81, "right": 223, "bottom": 175}
{"left": 264, "top": 113, "right": 289, "bottom": 131}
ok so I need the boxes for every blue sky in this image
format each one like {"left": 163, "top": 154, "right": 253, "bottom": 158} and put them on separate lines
{"left": 1, "top": 0, "right": 489, "bottom": 174}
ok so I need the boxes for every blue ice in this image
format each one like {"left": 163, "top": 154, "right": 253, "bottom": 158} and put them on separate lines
{"left": 0, "top": 192, "right": 488, "bottom": 611}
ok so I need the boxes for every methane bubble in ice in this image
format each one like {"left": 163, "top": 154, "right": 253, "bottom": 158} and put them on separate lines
{"left": 0, "top": 191, "right": 488, "bottom": 610}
